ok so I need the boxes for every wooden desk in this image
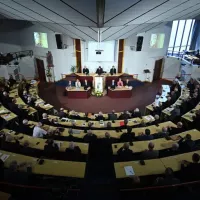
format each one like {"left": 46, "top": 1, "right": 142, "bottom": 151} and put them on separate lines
{"left": 182, "top": 103, "right": 200, "bottom": 123}
{"left": 112, "top": 129, "right": 200, "bottom": 154}
{"left": 48, "top": 115, "right": 156, "bottom": 129}
{"left": 66, "top": 87, "right": 91, "bottom": 99}
{"left": 0, "top": 150, "right": 86, "bottom": 178}
{"left": 2, "top": 129, "right": 89, "bottom": 154}
{"left": 114, "top": 159, "right": 166, "bottom": 178}
{"left": 107, "top": 87, "right": 132, "bottom": 98}
{"left": 0, "top": 105, "right": 17, "bottom": 122}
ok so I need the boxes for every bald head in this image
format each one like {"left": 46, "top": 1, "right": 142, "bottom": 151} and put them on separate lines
{"left": 177, "top": 122, "right": 183, "bottom": 128}
{"left": 105, "top": 132, "right": 110, "bottom": 138}
{"left": 123, "top": 142, "right": 129, "bottom": 149}
{"left": 172, "top": 143, "right": 179, "bottom": 150}
{"left": 42, "top": 113, "right": 48, "bottom": 119}
{"left": 148, "top": 142, "right": 155, "bottom": 150}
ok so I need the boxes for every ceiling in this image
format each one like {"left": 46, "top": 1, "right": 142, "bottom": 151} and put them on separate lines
{"left": 0, "top": 0, "right": 200, "bottom": 41}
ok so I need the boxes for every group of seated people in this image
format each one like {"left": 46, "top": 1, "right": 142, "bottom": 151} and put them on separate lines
{"left": 82, "top": 65, "right": 117, "bottom": 75}
{"left": 1, "top": 75, "right": 200, "bottom": 191}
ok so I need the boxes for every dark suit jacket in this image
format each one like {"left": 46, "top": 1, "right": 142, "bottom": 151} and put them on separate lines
{"left": 120, "top": 132, "right": 135, "bottom": 142}
{"left": 108, "top": 113, "right": 117, "bottom": 121}
{"left": 180, "top": 163, "right": 200, "bottom": 181}
{"left": 95, "top": 115, "right": 105, "bottom": 121}
{"left": 178, "top": 139, "right": 195, "bottom": 152}
{"left": 137, "top": 134, "right": 154, "bottom": 141}
{"left": 169, "top": 127, "right": 185, "bottom": 136}
{"left": 159, "top": 149, "right": 180, "bottom": 158}
{"left": 83, "top": 68, "right": 89, "bottom": 74}
{"left": 83, "top": 82, "right": 90, "bottom": 90}
{"left": 96, "top": 68, "right": 103, "bottom": 75}
{"left": 65, "top": 146, "right": 81, "bottom": 161}
{"left": 117, "top": 148, "right": 133, "bottom": 161}
{"left": 20, "top": 124, "right": 33, "bottom": 136}
{"left": 110, "top": 68, "right": 116, "bottom": 75}
{"left": 58, "top": 111, "right": 68, "bottom": 119}
{"left": 140, "top": 150, "right": 159, "bottom": 160}
{"left": 40, "top": 118, "right": 52, "bottom": 125}
{"left": 110, "top": 83, "right": 116, "bottom": 89}
{"left": 118, "top": 113, "right": 130, "bottom": 120}
{"left": 83, "top": 134, "right": 97, "bottom": 143}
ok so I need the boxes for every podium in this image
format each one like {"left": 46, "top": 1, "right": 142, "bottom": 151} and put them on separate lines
{"left": 94, "top": 75, "right": 105, "bottom": 93}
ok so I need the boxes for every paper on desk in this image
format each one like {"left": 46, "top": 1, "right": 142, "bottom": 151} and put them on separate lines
{"left": 2, "top": 115, "right": 10, "bottom": 119}
{"left": 1, "top": 154, "right": 10, "bottom": 162}
{"left": 0, "top": 110, "right": 6, "bottom": 114}
{"left": 124, "top": 166, "right": 135, "bottom": 176}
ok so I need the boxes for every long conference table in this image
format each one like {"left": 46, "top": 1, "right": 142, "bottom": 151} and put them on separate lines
{"left": 107, "top": 87, "right": 132, "bottom": 98}
{"left": 66, "top": 87, "right": 91, "bottom": 99}
{"left": 0, "top": 150, "right": 86, "bottom": 178}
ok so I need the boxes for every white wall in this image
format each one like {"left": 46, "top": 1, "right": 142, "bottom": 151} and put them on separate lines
{"left": 81, "top": 40, "right": 118, "bottom": 73}
{"left": 0, "top": 31, "right": 22, "bottom": 53}
{"left": 19, "top": 24, "right": 76, "bottom": 81}
{"left": 123, "top": 23, "right": 172, "bottom": 81}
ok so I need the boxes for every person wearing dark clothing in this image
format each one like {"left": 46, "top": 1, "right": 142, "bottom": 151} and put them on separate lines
{"left": 187, "top": 78, "right": 195, "bottom": 94}
{"left": 96, "top": 66, "right": 103, "bottom": 75}
{"left": 140, "top": 142, "right": 159, "bottom": 160}
{"left": 131, "top": 108, "right": 142, "bottom": 118}
{"left": 180, "top": 153, "right": 200, "bottom": 181}
{"left": 193, "top": 110, "right": 200, "bottom": 130}
{"left": 1, "top": 135, "right": 20, "bottom": 153}
{"left": 169, "top": 122, "right": 185, "bottom": 136}
{"left": 120, "top": 127, "right": 135, "bottom": 142}
{"left": 110, "top": 66, "right": 116, "bottom": 75}
{"left": 110, "top": 80, "right": 116, "bottom": 89}
{"left": 137, "top": 129, "right": 154, "bottom": 141}
{"left": 178, "top": 134, "right": 195, "bottom": 153}
{"left": 83, "top": 66, "right": 89, "bottom": 75}
{"left": 108, "top": 110, "right": 117, "bottom": 121}
{"left": 65, "top": 142, "right": 82, "bottom": 161}
{"left": 162, "top": 97, "right": 172, "bottom": 109}
{"left": 83, "top": 79, "right": 90, "bottom": 90}
{"left": 40, "top": 113, "right": 52, "bottom": 125}
{"left": 117, "top": 143, "right": 133, "bottom": 161}
{"left": 118, "top": 111, "right": 130, "bottom": 120}
{"left": 8, "top": 75, "right": 16, "bottom": 87}
{"left": 43, "top": 139, "right": 59, "bottom": 158}
{"left": 170, "top": 91, "right": 177, "bottom": 104}
{"left": 20, "top": 119, "right": 34, "bottom": 135}
{"left": 124, "top": 79, "right": 131, "bottom": 87}
{"left": 154, "top": 127, "right": 169, "bottom": 139}
{"left": 154, "top": 168, "right": 180, "bottom": 186}
{"left": 83, "top": 130, "right": 97, "bottom": 143}
{"left": 58, "top": 108, "right": 68, "bottom": 119}
{"left": 159, "top": 143, "right": 180, "bottom": 158}
{"left": 95, "top": 112, "right": 105, "bottom": 121}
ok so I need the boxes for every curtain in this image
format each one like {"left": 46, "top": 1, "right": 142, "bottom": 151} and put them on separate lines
{"left": 190, "top": 20, "right": 200, "bottom": 50}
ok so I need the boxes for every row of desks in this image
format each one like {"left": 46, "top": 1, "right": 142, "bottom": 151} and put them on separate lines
{"left": 115, "top": 150, "right": 200, "bottom": 178}
{"left": 29, "top": 121, "right": 176, "bottom": 139}
{"left": 0, "top": 150, "right": 86, "bottom": 178}
{"left": 112, "top": 129, "right": 200, "bottom": 154}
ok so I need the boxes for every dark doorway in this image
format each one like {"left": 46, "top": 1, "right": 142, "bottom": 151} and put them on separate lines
{"left": 36, "top": 58, "right": 46, "bottom": 82}
{"left": 153, "top": 58, "right": 163, "bottom": 81}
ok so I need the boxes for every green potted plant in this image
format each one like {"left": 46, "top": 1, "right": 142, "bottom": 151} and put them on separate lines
{"left": 70, "top": 65, "right": 76, "bottom": 73}
{"left": 46, "top": 68, "right": 52, "bottom": 82}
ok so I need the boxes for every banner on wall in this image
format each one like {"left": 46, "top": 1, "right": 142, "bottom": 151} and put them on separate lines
{"left": 46, "top": 51, "right": 54, "bottom": 67}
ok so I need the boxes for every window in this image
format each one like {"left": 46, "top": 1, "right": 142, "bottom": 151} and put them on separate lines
{"left": 168, "top": 19, "right": 195, "bottom": 56}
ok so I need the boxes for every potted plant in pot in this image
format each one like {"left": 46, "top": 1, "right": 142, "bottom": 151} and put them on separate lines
{"left": 70, "top": 65, "right": 80, "bottom": 73}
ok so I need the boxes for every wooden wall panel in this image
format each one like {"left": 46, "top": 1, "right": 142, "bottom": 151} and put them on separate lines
{"left": 75, "top": 39, "right": 82, "bottom": 73}
{"left": 118, "top": 39, "right": 124, "bottom": 73}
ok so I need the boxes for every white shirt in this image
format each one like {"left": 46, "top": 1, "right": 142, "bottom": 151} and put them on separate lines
{"left": 75, "top": 81, "right": 81, "bottom": 88}
{"left": 33, "top": 126, "right": 47, "bottom": 138}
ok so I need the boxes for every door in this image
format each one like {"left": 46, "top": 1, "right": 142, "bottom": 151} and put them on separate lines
{"left": 36, "top": 58, "right": 46, "bottom": 82}
{"left": 153, "top": 58, "right": 163, "bottom": 81}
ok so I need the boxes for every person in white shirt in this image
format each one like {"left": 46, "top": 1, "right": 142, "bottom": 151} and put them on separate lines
{"left": 33, "top": 122, "right": 47, "bottom": 138}
{"left": 75, "top": 79, "right": 81, "bottom": 88}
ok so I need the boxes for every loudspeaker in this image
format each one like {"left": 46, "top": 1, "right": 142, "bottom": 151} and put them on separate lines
{"left": 55, "top": 34, "right": 63, "bottom": 49}
{"left": 136, "top": 36, "right": 143, "bottom": 51}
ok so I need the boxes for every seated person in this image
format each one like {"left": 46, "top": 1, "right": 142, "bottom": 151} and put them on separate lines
{"left": 118, "top": 110, "right": 130, "bottom": 120}
{"left": 154, "top": 168, "right": 180, "bottom": 186}
{"left": 1, "top": 134, "right": 20, "bottom": 153}
{"left": 66, "top": 80, "right": 72, "bottom": 89}
{"left": 95, "top": 111, "right": 105, "bottom": 121}
{"left": 120, "top": 126, "right": 135, "bottom": 142}
{"left": 83, "top": 79, "right": 90, "bottom": 90}
{"left": 117, "top": 78, "right": 124, "bottom": 87}
{"left": 124, "top": 79, "right": 131, "bottom": 87}
{"left": 154, "top": 127, "right": 169, "bottom": 139}
{"left": 187, "top": 78, "right": 195, "bottom": 94}
{"left": 8, "top": 75, "right": 16, "bottom": 87}
{"left": 83, "top": 66, "right": 89, "bottom": 75}
{"left": 193, "top": 110, "right": 200, "bottom": 130}
{"left": 108, "top": 110, "right": 117, "bottom": 121}
{"left": 162, "top": 96, "right": 172, "bottom": 109}
{"left": 117, "top": 143, "right": 133, "bottom": 161}
{"left": 140, "top": 142, "right": 159, "bottom": 160}
{"left": 168, "top": 122, "right": 185, "bottom": 135}
{"left": 27, "top": 96, "right": 35, "bottom": 107}
{"left": 40, "top": 113, "right": 51, "bottom": 125}
{"left": 33, "top": 122, "right": 47, "bottom": 138}
{"left": 151, "top": 114, "right": 160, "bottom": 126}
{"left": 96, "top": 66, "right": 103, "bottom": 75}
{"left": 22, "top": 90, "right": 28, "bottom": 103}
{"left": 83, "top": 130, "right": 97, "bottom": 143}
{"left": 20, "top": 140, "right": 35, "bottom": 156}
{"left": 58, "top": 108, "right": 68, "bottom": 119}
{"left": 178, "top": 134, "right": 195, "bottom": 153}
{"left": 65, "top": 141, "right": 81, "bottom": 160}
{"left": 159, "top": 143, "right": 180, "bottom": 158}
{"left": 131, "top": 108, "right": 141, "bottom": 118}
{"left": 180, "top": 153, "right": 200, "bottom": 181}
{"left": 110, "top": 66, "right": 116, "bottom": 75}
{"left": 170, "top": 91, "right": 177, "bottom": 104}
{"left": 1, "top": 91, "right": 12, "bottom": 106}
{"left": 75, "top": 79, "right": 81, "bottom": 88}
{"left": 44, "top": 139, "right": 59, "bottom": 157}
{"left": 110, "top": 80, "right": 116, "bottom": 89}
{"left": 20, "top": 119, "right": 33, "bottom": 135}
{"left": 137, "top": 129, "right": 153, "bottom": 141}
